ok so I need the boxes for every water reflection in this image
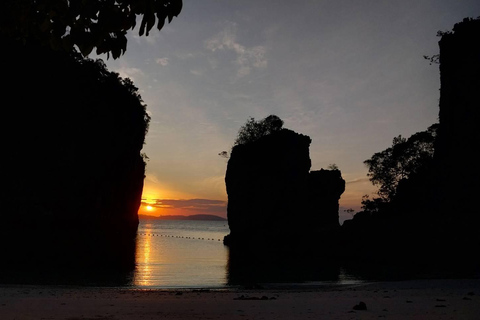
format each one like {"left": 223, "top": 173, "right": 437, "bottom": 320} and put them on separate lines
{"left": 135, "top": 223, "right": 153, "bottom": 286}
{"left": 129, "top": 220, "right": 451, "bottom": 288}
{"left": 132, "top": 221, "right": 368, "bottom": 288}
{"left": 132, "top": 220, "right": 230, "bottom": 288}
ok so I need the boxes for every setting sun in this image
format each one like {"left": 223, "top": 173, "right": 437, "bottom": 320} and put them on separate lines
{"left": 146, "top": 205, "right": 154, "bottom": 211}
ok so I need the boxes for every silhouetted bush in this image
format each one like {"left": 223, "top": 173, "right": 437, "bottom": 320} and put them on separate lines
{"left": 234, "top": 115, "right": 284, "bottom": 146}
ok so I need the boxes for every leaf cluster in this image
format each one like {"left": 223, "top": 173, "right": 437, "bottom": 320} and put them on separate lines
{"left": 1, "top": 0, "right": 182, "bottom": 59}
{"left": 423, "top": 54, "right": 440, "bottom": 65}
{"left": 234, "top": 115, "right": 284, "bottom": 146}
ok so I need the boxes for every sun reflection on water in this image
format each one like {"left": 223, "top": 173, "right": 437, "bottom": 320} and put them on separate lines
{"left": 131, "top": 220, "right": 231, "bottom": 288}
{"left": 135, "top": 224, "right": 153, "bottom": 286}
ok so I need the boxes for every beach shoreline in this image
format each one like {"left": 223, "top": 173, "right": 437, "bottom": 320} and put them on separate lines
{"left": 1, "top": 278, "right": 479, "bottom": 319}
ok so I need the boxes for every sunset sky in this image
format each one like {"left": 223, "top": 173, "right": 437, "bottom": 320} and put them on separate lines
{"left": 97, "top": 1, "right": 480, "bottom": 222}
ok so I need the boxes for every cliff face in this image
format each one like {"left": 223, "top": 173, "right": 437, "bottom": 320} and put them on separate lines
{"left": 435, "top": 18, "right": 480, "bottom": 223}
{"left": 340, "top": 18, "right": 480, "bottom": 266}
{"left": 307, "top": 170, "right": 345, "bottom": 228}
{"left": 224, "top": 129, "right": 345, "bottom": 250}
{"left": 0, "top": 39, "right": 147, "bottom": 270}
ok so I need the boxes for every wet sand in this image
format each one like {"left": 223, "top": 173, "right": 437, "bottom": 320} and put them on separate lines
{"left": 1, "top": 279, "right": 479, "bottom": 319}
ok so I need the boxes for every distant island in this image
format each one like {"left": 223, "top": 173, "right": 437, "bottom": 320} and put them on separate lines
{"left": 138, "top": 214, "right": 226, "bottom": 221}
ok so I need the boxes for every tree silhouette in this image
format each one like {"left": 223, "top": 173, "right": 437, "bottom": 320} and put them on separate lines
{"left": 363, "top": 124, "right": 438, "bottom": 203}
{"left": 234, "top": 115, "right": 284, "bottom": 146}
{"left": 1, "top": 0, "right": 182, "bottom": 58}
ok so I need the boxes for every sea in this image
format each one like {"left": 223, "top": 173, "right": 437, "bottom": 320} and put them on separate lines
{"left": 132, "top": 219, "right": 363, "bottom": 289}
{"left": 1, "top": 219, "right": 464, "bottom": 288}
{"left": 0, "top": 218, "right": 363, "bottom": 288}
{"left": 134, "top": 219, "right": 230, "bottom": 288}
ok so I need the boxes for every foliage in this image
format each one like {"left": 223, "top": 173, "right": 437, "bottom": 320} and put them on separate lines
{"left": 0, "top": 0, "right": 182, "bottom": 59}
{"left": 360, "top": 195, "right": 388, "bottom": 214}
{"left": 363, "top": 124, "right": 438, "bottom": 203}
{"left": 423, "top": 54, "right": 440, "bottom": 65}
{"left": 234, "top": 115, "right": 284, "bottom": 146}
{"left": 218, "top": 151, "right": 229, "bottom": 159}
{"left": 327, "top": 163, "right": 339, "bottom": 170}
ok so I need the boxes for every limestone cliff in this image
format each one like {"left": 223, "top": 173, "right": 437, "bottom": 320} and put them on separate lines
{"left": 340, "top": 18, "right": 480, "bottom": 266}
{"left": 224, "top": 128, "right": 345, "bottom": 251}
{"left": 307, "top": 169, "right": 345, "bottom": 228}
{"left": 0, "top": 38, "right": 147, "bottom": 270}
{"left": 434, "top": 17, "right": 480, "bottom": 224}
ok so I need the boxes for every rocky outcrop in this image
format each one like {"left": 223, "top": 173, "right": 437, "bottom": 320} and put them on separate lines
{"left": 340, "top": 18, "right": 480, "bottom": 267}
{"left": 307, "top": 170, "right": 345, "bottom": 228}
{"left": 224, "top": 128, "right": 345, "bottom": 252}
{"left": 0, "top": 38, "right": 147, "bottom": 270}
{"left": 434, "top": 18, "right": 480, "bottom": 224}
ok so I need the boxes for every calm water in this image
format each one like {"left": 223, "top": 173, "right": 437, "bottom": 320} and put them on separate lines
{"left": 133, "top": 219, "right": 230, "bottom": 288}
{"left": 0, "top": 219, "right": 440, "bottom": 287}
{"left": 132, "top": 220, "right": 365, "bottom": 289}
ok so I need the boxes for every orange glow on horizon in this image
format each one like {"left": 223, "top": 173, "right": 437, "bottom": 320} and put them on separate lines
{"left": 141, "top": 184, "right": 196, "bottom": 202}
{"left": 139, "top": 185, "right": 228, "bottom": 219}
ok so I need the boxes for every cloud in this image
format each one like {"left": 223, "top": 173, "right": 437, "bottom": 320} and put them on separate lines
{"left": 346, "top": 178, "right": 370, "bottom": 185}
{"left": 190, "top": 69, "right": 203, "bottom": 76}
{"left": 150, "top": 199, "right": 227, "bottom": 213}
{"left": 205, "top": 22, "right": 267, "bottom": 77}
{"left": 156, "top": 57, "right": 169, "bottom": 66}
{"left": 145, "top": 174, "right": 161, "bottom": 184}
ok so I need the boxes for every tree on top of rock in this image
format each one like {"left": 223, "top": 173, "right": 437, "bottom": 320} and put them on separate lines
{"left": 234, "top": 115, "right": 284, "bottom": 146}
{"left": 0, "top": 0, "right": 182, "bottom": 59}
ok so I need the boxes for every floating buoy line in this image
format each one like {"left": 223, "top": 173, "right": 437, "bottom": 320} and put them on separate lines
{"left": 138, "top": 233, "right": 222, "bottom": 242}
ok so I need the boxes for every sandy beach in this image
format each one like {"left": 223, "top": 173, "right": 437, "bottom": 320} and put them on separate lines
{"left": 1, "top": 279, "right": 479, "bottom": 320}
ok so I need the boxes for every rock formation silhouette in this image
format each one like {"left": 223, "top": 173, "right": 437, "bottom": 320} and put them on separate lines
{"left": 223, "top": 123, "right": 345, "bottom": 284}
{"left": 307, "top": 169, "right": 345, "bottom": 228}
{"left": 224, "top": 125, "right": 345, "bottom": 251}
{"left": 341, "top": 17, "right": 480, "bottom": 269}
{"left": 428, "top": 17, "right": 480, "bottom": 265}
{"left": 0, "top": 37, "right": 148, "bottom": 272}
{"left": 433, "top": 17, "right": 480, "bottom": 231}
